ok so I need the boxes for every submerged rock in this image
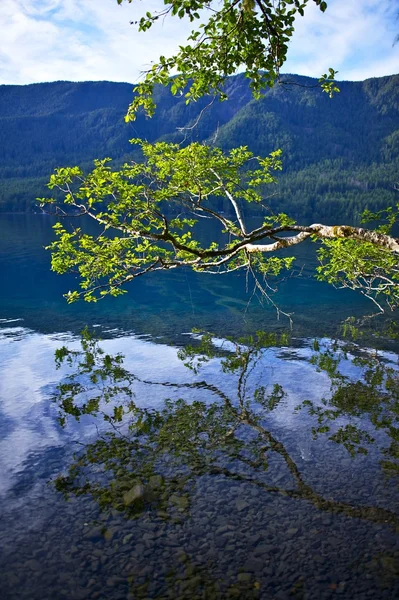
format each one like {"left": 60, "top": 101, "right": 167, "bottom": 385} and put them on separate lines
{"left": 148, "top": 475, "right": 164, "bottom": 489}
{"left": 123, "top": 484, "right": 145, "bottom": 506}
{"left": 235, "top": 498, "right": 250, "bottom": 512}
{"left": 170, "top": 494, "right": 189, "bottom": 510}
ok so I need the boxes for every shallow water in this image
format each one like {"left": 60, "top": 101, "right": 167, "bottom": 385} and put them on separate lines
{"left": 0, "top": 215, "right": 398, "bottom": 600}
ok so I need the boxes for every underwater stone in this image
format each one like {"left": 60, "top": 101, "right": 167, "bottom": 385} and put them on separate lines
{"left": 123, "top": 484, "right": 145, "bottom": 506}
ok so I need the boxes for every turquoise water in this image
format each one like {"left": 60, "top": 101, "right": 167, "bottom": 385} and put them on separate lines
{"left": 0, "top": 214, "right": 398, "bottom": 600}
{"left": 0, "top": 214, "right": 379, "bottom": 339}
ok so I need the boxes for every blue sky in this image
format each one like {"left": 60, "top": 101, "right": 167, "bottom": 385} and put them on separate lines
{"left": 0, "top": 0, "right": 398, "bottom": 85}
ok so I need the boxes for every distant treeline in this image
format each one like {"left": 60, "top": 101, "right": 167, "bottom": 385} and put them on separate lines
{"left": 0, "top": 74, "right": 398, "bottom": 221}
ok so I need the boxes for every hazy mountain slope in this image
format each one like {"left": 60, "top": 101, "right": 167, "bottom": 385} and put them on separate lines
{"left": 0, "top": 74, "right": 398, "bottom": 218}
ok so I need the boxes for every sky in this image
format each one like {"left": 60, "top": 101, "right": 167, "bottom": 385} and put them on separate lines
{"left": 0, "top": 0, "right": 398, "bottom": 86}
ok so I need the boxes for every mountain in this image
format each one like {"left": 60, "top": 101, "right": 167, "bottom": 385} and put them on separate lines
{"left": 0, "top": 74, "right": 398, "bottom": 221}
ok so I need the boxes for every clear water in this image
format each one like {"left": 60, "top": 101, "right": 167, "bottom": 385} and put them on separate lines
{"left": 0, "top": 214, "right": 398, "bottom": 600}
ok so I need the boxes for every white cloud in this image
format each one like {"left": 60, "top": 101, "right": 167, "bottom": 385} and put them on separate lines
{"left": 283, "top": 0, "right": 399, "bottom": 80}
{"left": 0, "top": 0, "right": 191, "bottom": 84}
{"left": 0, "top": 0, "right": 397, "bottom": 85}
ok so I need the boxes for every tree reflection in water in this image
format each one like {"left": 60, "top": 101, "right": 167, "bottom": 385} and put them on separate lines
{"left": 52, "top": 328, "right": 399, "bottom": 598}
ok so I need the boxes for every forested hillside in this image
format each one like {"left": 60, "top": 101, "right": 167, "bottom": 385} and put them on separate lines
{"left": 0, "top": 74, "right": 398, "bottom": 220}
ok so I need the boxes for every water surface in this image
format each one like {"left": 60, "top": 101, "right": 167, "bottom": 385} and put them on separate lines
{"left": 0, "top": 215, "right": 398, "bottom": 600}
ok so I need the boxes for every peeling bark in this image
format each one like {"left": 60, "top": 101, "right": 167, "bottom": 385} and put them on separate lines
{"left": 245, "top": 224, "right": 399, "bottom": 255}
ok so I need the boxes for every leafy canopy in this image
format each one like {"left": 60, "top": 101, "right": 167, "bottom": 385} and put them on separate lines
{"left": 316, "top": 205, "right": 399, "bottom": 314}
{"left": 117, "top": 0, "right": 338, "bottom": 119}
{"left": 41, "top": 139, "right": 297, "bottom": 304}
{"left": 41, "top": 137, "right": 399, "bottom": 314}
{"left": 40, "top": 1, "right": 398, "bottom": 316}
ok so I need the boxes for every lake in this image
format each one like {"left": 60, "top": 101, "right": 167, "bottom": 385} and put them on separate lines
{"left": 0, "top": 214, "right": 398, "bottom": 600}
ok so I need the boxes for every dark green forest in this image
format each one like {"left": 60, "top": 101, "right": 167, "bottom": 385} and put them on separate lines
{"left": 0, "top": 73, "right": 398, "bottom": 221}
